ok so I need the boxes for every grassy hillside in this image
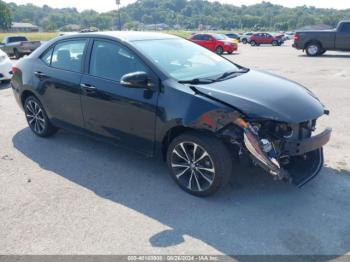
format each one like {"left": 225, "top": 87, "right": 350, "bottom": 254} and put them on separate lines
{"left": 0, "top": 31, "right": 192, "bottom": 42}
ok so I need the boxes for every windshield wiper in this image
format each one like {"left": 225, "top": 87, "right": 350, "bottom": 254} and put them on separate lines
{"left": 215, "top": 68, "right": 250, "bottom": 81}
{"left": 178, "top": 78, "right": 215, "bottom": 85}
{"left": 178, "top": 68, "right": 249, "bottom": 85}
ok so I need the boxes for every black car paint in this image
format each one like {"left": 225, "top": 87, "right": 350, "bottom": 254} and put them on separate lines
{"left": 11, "top": 32, "right": 330, "bottom": 186}
{"left": 12, "top": 33, "right": 239, "bottom": 157}
{"left": 192, "top": 70, "right": 325, "bottom": 123}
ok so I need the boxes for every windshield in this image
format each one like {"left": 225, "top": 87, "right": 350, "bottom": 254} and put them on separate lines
{"left": 213, "top": 34, "right": 227, "bottom": 40}
{"left": 132, "top": 38, "right": 240, "bottom": 81}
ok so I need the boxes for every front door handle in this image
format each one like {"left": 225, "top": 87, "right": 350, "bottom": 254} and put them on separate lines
{"left": 34, "top": 71, "right": 48, "bottom": 79}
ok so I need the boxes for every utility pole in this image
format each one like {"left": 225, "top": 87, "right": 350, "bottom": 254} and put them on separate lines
{"left": 116, "top": 0, "right": 121, "bottom": 30}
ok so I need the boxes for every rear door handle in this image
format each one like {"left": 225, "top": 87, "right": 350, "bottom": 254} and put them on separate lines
{"left": 80, "top": 83, "right": 96, "bottom": 93}
{"left": 34, "top": 71, "right": 48, "bottom": 79}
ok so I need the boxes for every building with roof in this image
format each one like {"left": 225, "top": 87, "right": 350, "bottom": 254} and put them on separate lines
{"left": 10, "top": 22, "right": 39, "bottom": 33}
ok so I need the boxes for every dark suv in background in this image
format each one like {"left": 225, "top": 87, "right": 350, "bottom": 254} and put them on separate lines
{"left": 11, "top": 32, "right": 331, "bottom": 196}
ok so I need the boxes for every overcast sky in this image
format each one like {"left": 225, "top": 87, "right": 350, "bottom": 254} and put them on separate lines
{"left": 3, "top": 0, "right": 350, "bottom": 12}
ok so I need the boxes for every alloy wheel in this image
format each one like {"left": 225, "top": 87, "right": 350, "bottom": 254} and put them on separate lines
{"left": 170, "top": 142, "right": 215, "bottom": 192}
{"left": 25, "top": 100, "right": 46, "bottom": 134}
{"left": 307, "top": 44, "right": 319, "bottom": 56}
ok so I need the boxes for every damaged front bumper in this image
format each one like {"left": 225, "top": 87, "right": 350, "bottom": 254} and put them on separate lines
{"left": 243, "top": 124, "right": 331, "bottom": 187}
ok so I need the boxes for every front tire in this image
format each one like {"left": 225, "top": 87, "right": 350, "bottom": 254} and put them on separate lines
{"left": 306, "top": 43, "right": 321, "bottom": 56}
{"left": 242, "top": 39, "right": 247, "bottom": 44}
{"left": 166, "top": 132, "right": 232, "bottom": 197}
{"left": 24, "top": 96, "right": 58, "bottom": 137}
{"left": 250, "top": 41, "right": 257, "bottom": 46}
{"left": 272, "top": 40, "right": 278, "bottom": 46}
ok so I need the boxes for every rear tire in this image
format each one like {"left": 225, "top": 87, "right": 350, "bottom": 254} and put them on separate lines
{"left": 215, "top": 46, "right": 224, "bottom": 55}
{"left": 227, "top": 51, "right": 233, "bottom": 54}
{"left": 306, "top": 43, "right": 321, "bottom": 56}
{"left": 166, "top": 132, "right": 232, "bottom": 197}
{"left": 242, "top": 39, "right": 247, "bottom": 44}
{"left": 24, "top": 96, "right": 58, "bottom": 137}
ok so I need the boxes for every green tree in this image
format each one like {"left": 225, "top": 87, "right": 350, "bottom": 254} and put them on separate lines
{"left": 3, "top": 0, "right": 350, "bottom": 31}
{"left": 0, "top": 1, "right": 12, "bottom": 30}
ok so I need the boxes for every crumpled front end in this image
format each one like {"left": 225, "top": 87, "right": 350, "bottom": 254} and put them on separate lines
{"left": 241, "top": 119, "right": 331, "bottom": 187}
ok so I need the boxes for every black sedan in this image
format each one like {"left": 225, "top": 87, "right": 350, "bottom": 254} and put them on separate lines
{"left": 11, "top": 32, "right": 331, "bottom": 196}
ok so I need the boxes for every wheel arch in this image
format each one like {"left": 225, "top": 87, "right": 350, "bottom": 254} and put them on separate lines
{"left": 161, "top": 126, "right": 205, "bottom": 161}
{"left": 21, "top": 90, "right": 38, "bottom": 107}
{"left": 160, "top": 109, "right": 243, "bottom": 161}
{"left": 304, "top": 40, "right": 323, "bottom": 50}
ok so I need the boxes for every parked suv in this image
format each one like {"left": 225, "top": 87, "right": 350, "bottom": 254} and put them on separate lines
{"left": 240, "top": 32, "right": 254, "bottom": 44}
{"left": 11, "top": 32, "right": 331, "bottom": 196}
{"left": 189, "top": 33, "right": 237, "bottom": 55}
{"left": 250, "top": 33, "right": 283, "bottom": 46}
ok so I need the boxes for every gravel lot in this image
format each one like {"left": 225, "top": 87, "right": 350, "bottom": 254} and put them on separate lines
{"left": 0, "top": 42, "right": 350, "bottom": 257}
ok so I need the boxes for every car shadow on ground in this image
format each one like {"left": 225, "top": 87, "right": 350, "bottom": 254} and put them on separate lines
{"left": 299, "top": 54, "right": 350, "bottom": 59}
{"left": 12, "top": 128, "right": 350, "bottom": 257}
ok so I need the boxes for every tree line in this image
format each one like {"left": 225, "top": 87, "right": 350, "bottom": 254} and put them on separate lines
{"left": 1, "top": 0, "right": 350, "bottom": 31}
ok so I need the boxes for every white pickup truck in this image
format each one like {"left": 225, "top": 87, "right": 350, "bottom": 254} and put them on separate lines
{"left": 0, "top": 36, "right": 41, "bottom": 59}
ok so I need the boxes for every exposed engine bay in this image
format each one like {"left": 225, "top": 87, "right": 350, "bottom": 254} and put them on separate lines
{"left": 192, "top": 108, "right": 331, "bottom": 187}
{"left": 240, "top": 119, "right": 331, "bottom": 186}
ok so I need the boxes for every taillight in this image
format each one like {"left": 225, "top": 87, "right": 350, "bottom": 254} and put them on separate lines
{"left": 12, "top": 65, "right": 17, "bottom": 74}
{"left": 294, "top": 34, "right": 299, "bottom": 41}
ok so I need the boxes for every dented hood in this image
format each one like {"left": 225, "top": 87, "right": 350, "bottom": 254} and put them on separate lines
{"left": 194, "top": 70, "right": 325, "bottom": 123}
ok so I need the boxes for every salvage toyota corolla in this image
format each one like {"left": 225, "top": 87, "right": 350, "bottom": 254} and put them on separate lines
{"left": 11, "top": 32, "right": 331, "bottom": 196}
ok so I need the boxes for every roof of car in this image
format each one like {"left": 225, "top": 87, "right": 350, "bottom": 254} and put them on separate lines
{"left": 59, "top": 31, "right": 179, "bottom": 42}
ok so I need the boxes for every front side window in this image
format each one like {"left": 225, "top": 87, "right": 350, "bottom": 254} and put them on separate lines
{"left": 192, "top": 35, "right": 203, "bottom": 40}
{"left": 133, "top": 38, "right": 240, "bottom": 81}
{"left": 51, "top": 40, "right": 87, "bottom": 72}
{"left": 41, "top": 47, "right": 53, "bottom": 65}
{"left": 89, "top": 40, "right": 147, "bottom": 82}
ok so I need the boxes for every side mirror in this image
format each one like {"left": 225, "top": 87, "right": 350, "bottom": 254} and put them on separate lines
{"left": 121, "top": 71, "right": 151, "bottom": 89}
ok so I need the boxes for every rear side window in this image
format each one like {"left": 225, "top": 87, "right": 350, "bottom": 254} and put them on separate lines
{"left": 7, "top": 36, "right": 27, "bottom": 43}
{"left": 192, "top": 35, "right": 203, "bottom": 40}
{"left": 340, "top": 23, "right": 350, "bottom": 33}
{"left": 89, "top": 40, "right": 147, "bottom": 82}
{"left": 51, "top": 40, "right": 87, "bottom": 72}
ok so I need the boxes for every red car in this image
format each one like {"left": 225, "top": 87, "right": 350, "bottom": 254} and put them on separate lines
{"left": 189, "top": 33, "right": 237, "bottom": 55}
{"left": 249, "top": 33, "right": 283, "bottom": 46}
